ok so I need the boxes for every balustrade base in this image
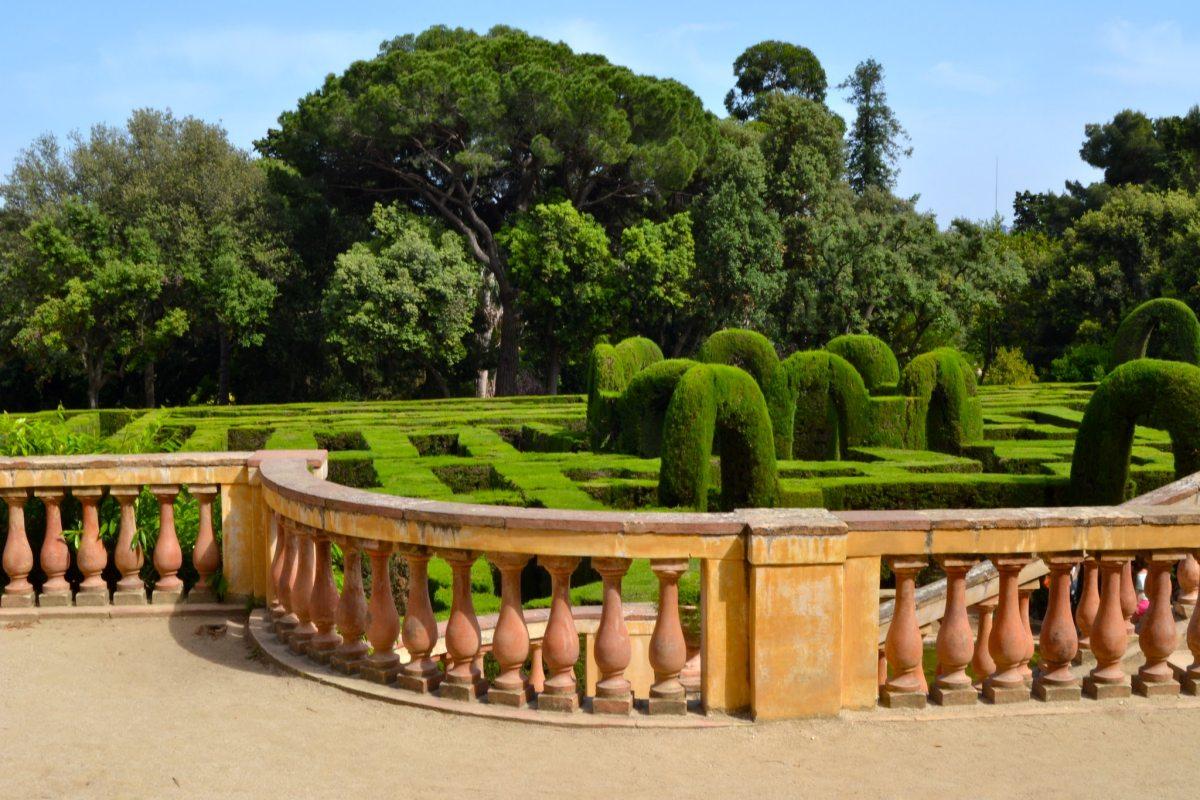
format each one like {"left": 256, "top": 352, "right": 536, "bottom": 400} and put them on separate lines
{"left": 983, "top": 683, "right": 1029, "bottom": 705}
{"left": 648, "top": 695, "right": 688, "bottom": 716}
{"left": 439, "top": 678, "right": 487, "bottom": 702}
{"left": 395, "top": 671, "right": 441, "bottom": 692}
{"left": 112, "top": 590, "right": 147, "bottom": 606}
{"left": 930, "top": 686, "right": 978, "bottom": 706}
{"left": 187, "top": 588, "right": 217, "bottom": 604}
{"left": 273, "top": 620, "right": 297, "bottom": 638}
{"left": 151, "top": 587, "right": 184, "bottom": 605}
{"left": 1, "top": 592, "right": 35, "bottom": 608}
{"left": 591, "top": 694, "right": 633, "bottom": 715}
{"left": 879, "top": 688, "right": 926, "bottom": 709}
{"left": 1033, "top": 681, "right": 1081, "bottom": 702}
{"left": 329, "top": 654, "right": 367, "bottom": 675}
{"left": 73, "top": 590, "right": 109, "bottom": 607}
{"left": 1181, "top": 674, "right": 1200, "bottom": 695}
{"left": 287, "top": 633, "right": 315, "bottom": 655}
{"left": 1133, "top": 676, "right": 1180, "bottom": 698}
{"left": 1082, "top": 677, "right": 1132, "bottom": 700}
{"left": 309, "top": 646, "right": 338, "bottom": 665}
{"left": 537, "top": 692, "right": 580, "bottom": 713}
{"left": 359, "top": 662, "right": 402, "bottom": 684}
{"left": 36, "top": 591, "right": 72, "bottom": 608}
{"left": 486, "top": 685, "right": 532, "bottom": 708}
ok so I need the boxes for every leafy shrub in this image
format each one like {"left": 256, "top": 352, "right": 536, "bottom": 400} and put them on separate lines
{"left": 315, "top": 430, "right": 369, "bottom": 451}
{"left": 899, "top": 348, "right": 983, "bottom": 454}
{"left": 781, "top": 350, "right": 870, "bottom": 459}
{"left": 697, "top": 328, "right": 792, "bottom": 458}
{"left": 1069, "top": 358, "right": 1200, "bottom": 504}
{"left": 658, "top": 364, "right": 778, "bottom": 511}
{"left": 616, "top": 358, "right": 697, "bottom": 457}
{"left": 585, "top": 336, "right": 663, "bottom": 449}
{"left": 1049, "top": 343, "right": 1108, "bottom": 382}
{"left": 227, "top": 427, "right": 272, "bottom": 450}
{"left": 825, "top": 334, "right": 900, "bottom": 393}
{"left": 982, "top": 347, "right": 1038, "bottom": 386}
{"left": 1110, "top": 298, "right": 1200, "bottom": 370}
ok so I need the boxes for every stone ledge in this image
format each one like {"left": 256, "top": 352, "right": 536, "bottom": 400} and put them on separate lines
{"left": 0, "top": 602, "right": 246, "bottom": 624}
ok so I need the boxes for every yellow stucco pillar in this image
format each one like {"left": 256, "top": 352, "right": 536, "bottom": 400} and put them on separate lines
{"left": 700, "top": 555, "right": 750, "bottom": 714}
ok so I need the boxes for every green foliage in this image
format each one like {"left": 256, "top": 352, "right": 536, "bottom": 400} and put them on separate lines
{"left": 0, "top": 409, "right": 103, "bottom": 456}
{"left": 696, "top": 328, "right": 792, "bottom": 458}
{"left": 613, "top": 213, "right": 695, "bottom": 343}
{"left": 616, "top": 359, "right": 697, "bottom": 457}
{"left": 1050, "top": 343, "right": 1108, "bottom": 382}
{"left": 1109, "top": 298, "right": 1200, "bottom": 370}
{"left": 899, "top": 348, "right": 983, "bottom": 454}
{"left": 1070, "top": 359, "right": 1200, "bottom": 503}
{"left": 982, "top": 347, "right": 1038, "bottom": 386}
{"left": 724, "top": 40, "right": 827, "bottom": 120}
{"left": 585, "top": 337, "right": 663, "bottom": 449}
{"left": 781, "top": 351, "right": 870, "bottom": 460}
{"left": 839, "top": 59, "right": 910, "bottom": 194}
{"left": 658, "top": 364, "right": 778, "bottom": 511}
{"left": 825, "top": 334, "right": 899, "bottom": 393}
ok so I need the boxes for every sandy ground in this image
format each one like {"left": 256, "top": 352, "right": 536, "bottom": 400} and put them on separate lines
{"left": 2, "top": 614, "right": 1198, "bottom": 800}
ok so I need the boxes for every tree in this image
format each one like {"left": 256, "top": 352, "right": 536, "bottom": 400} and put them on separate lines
{"left": 840, "top": 59, "right": 911, "bottom": 194}
{"left": 259, "top": 26, "right": 715, "bottom": 396}
{"left": 1081, "top": 110, "right": 1166, "bottom": 187}
{"left": 498, "top": 201, "right": 614, "bottom": 394}
{"left": 322, "top": 203, "right": 480, "bottom": 397}
{"left": 724, "top": 40, "right": 827, "bottom": 120}
{"left": 614, "top": 213, "right": 696, "bottom": 346}
{"left": 1012, "top": 181, "right": 1110, "bottom": 236}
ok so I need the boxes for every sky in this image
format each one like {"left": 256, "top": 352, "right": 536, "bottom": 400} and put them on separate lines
{"left": 3, "top": 1, "right": 1200, "bottom": 224}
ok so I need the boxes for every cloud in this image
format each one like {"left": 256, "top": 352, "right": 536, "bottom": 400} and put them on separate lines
{"left": 1097, "top": 18, "right": 1200, "bottom": 87}
{"left": 929, "top": 61, "right": 1000, "bottom": 94}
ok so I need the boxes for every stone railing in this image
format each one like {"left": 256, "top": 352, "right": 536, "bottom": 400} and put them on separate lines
{"left": 4, "top": 449, "right": 1200, "bottom": 721}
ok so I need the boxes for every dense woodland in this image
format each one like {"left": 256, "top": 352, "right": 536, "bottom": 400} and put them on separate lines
{"left": 0, "top": 25, "right": 1198, "bottom": 409}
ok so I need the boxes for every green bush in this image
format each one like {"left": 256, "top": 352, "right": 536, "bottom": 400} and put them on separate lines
{"left": 1110, "top": 298, "right": 1200, "bottom": 370}
{"left": 780, "top": 351, "right": 871, "bottom": 459}
{"left": 697, "top": 328, "right": 792, "bottom": 458}
{"left": 1049, "top": 343, "right": 1108, "bottom": 382}
{"left": 899, "top": 348, "right": 983, "bottom": 454}
{"left": 865, "top": 395, "right": 927, "bottom": 449}
{"left": 585, "top": 336, "right": 663, "bottom": 449}
{"left": 825, "top": 334, "right": 900, "bottom": 393}
{"left": 658, "top": 364, "right": 778, "bottom": 511}
{"left": 982, "top": 347, "right": 1038, "bottom": 386}
{"left": 616, "top": 359, "right": 697, "bottom": 457}
{"left": 1069, "top": 358, "right": 1200, "bottom": 503}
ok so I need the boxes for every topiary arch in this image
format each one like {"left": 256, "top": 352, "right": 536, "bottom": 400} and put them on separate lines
{"left": 1109, "top": 298, "right": 1200, "bottom": 370}
{"left": 1069, "top": 359, "right": 1200, "bottom": 504}
{"left": 658, "top": 364, "right": 778, "bottom": 511}
{"left": 781, "top": 351, "right": 871, "bottom": 460}
{"left": 898, "top": 348, "right": 982, "bottom": 454}
{"left": 825, "top": 334, "right": 900, "bottom": 393}
{"left": 616, "top": 359, "right": 698, "bottom": 457}
{"left": 585, "top": 337, "right": 663, "bottom": 449}
{"left": 697, "top": 328, "right": 793, "bottom": 458}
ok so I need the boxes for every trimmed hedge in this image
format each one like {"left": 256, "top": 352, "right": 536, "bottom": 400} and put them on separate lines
{"left": 697, "top": 328, "right": 792, "bottom": 458}
{"left": 780, "top": 351, "right": 871, "bottom": 460}
{"left": 1069, "top": 358, "right": 1200, "bottom": 504}
{"left": 1109, "top": 298, "right": 1200, "bottom": 370}
{"left": 899, "top": 348, "right": 983, "bottom": 454}
{"left": 616, "top": 359, "right": 698, "bottom": 457}
{"left": 585, "top": 337, "right": 663, "bottom": 449}
{"left": 658, "top": 364, "right": 778, "bottom": 511}
{"left": 826, "top": 334, "right": 900, "bottom": 394}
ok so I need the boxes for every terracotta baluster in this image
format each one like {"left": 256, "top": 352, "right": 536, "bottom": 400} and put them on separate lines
{"left": 34, "top": 489, "right": 70, "bottom": 607}
{"left": 1120, "top": 560, "right": 1137, "bottom": 636}
{"left": 487, "top": 551, "right": 533, "bottom": 706}
{"left": 877, "top": 647, "right": 887, "bottom": 690}
{"left": 307, "top": 532, "right": 342, "bottom": 662}
{"left": 1133, "top": 552, "right": 1183, "bottom": 697}
{"left": 268, "top": 513, "right": 285, "bottom": 620}
{"left": 1075, "top": 558, "right": 1100, "bottom": 654}
{"left": 538, "top": 555, "right": 581, "bottom": 712}
{"left": 73, "top": 488, "right": 108, "bottom": 606}
{"left": 330, "top": 537, "right": 369, "bottom": 674}
{"left": 529, "top": 642, "right": 546, "bottom": 694}
{"left": 648, "top": 559, "right": 689, "bottom": 715}
{"left": 150, "top": 485, "right": 183, "bottom": 603}
{"left": 395, "top": 546, "right": 441, "bottom": 691}
{"left": 970, "top": 598, "right": 997, "bottom": 689}
{"left": 359, "top": 540, "right": 401, "bottom": 683}
{"left": 1183, "top": 549, "right": 1200, "bottom": 695}
{"left": 287, "top": 526, "right": 318, "bottom": 654}
{"left": 188, "top": 485, "right": 219, "bottom": 602}
{"left": 1176, "top": 554, "right": 1200, "bottom": 616}
{"left": 881, "top": 557, "right": 927, "bottom": 708}
{"left": 110, "top": 487, "right": 146, "bottom": 605}
{"left": 984, "top": 555, "right": 1033, "bottom": 703}
{"left": 592, "top": 557, "right": 633, "bottom": 714}
{"left": 1018, "top": 586, "right": 1035, "bottom": 685}
{"left": 0, "top": 490, "right": 33, "bottom": 607}
{"left": 931, "top": 557, "right": 978, "bottom": 705}
{"left": 275, "top": 523, "right": 299, "bottom": 639}
{"left": 439, "top": 550, "right": 486, "bottom": 701}
{"left": 1083, "top": 553, "right": 1134, "bottom": 699}
{"left": 1033, "top": 555, "right": 1082, "bottom": 701}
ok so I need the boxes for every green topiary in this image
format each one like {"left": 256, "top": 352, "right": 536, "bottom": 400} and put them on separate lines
{"left": 585, "top": 337, "right": 663, "bottom": 449}
{"left": 1110, "top": 298, "right": 1200, "bottom": 370}
{"left": 825, "top": 334, "right": 900, "bottom": 394}
{"left": 658, "top": 364, "right": 778, "bottom": 511}
{"left": 780, "top": 351, "right": 871, "bottom": 459}
{"left": 697, "top": 328, "right": 792, "bottom": 458}
{"left": 899, "top": 348, "right": 983, "bottom": 454}
{"left": 1069, "top": 358, "right": 1200, "bottom": 504}
{"left": 616, "top": 359, "right": 698, "bottom": 457}
{"left": 981, "top": 346, "right": 1038, "bottom": 386}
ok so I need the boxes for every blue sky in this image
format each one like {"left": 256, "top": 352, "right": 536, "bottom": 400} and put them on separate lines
{"left": 4, "top": 1, "right": 1200, "bottom": 223}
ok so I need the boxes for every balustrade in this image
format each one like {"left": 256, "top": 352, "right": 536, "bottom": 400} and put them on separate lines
{"left": 487, "top": 551, "right": 532, "bottom": 707}
{"left": 1184, "top": 552, "right": 1200, "bottom": 695}
{"left": 151, "top": 485, "right": 184, "bottom": 602}
{"left": 34, "top": 489, "right": 69, "bottom": 607}
{"left": 287, "top": 525, "right": 318, "bottom": 654}
{"left": 189, "top": 485, "right": 220, "bottom": 603}
{"left": 970, "top": 598, "right": 997, "bottom": 690}
{"left": 648, "top": 559, "right": 689, "bottom": 715}
{"left": 1133, "top": 552, "right": 1183, "bottom": 697}
{"left": 592, "top": 557, "right": 633, "bottom": 715}
{"left": 538, "top": 555, "right": 581, "bottom": 712}
{"left": 111, "top": 487, "right": 145, "bottom": 605}
{"left": 1033, "top": 555, "right": 1082, "bottom": 701}
{"left": 1083, "top": 553, "right": 1134, "bottom": 700}
{"left": 1, "top": 490, "right": 33, "bottom": 607}
{"left": 359, "top": 540, "right": 401, "bottom": 684}
{"left": 931, "top": 557, "right": 977, "bottom": 705}
{"left": 881, "top": 557, "right": 927, "bottom": 708}
{"left": 440, "top": 549, "right": 486, "bottom": 701}
{"left": 330, "top": 536, "right": 369, "bottom": 674}
{"left": 1075, "top": 558, "right": 1100, "bottom": 655}
{"left": 275, "top": 523, "right": 300, "bottom": 637}
{"left": 984, "top": 555, "right": 1033, "bottom": 704}
{"left": 307, "top": 531, "right": 342, "bottom": 662}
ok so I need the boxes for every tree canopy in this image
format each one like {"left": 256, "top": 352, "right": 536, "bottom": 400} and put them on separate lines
{"left": 724, "top": 40, "right": 827, "bottom": 120}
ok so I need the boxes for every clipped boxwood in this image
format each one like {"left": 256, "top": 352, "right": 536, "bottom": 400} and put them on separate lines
{"left": 826, "top": 334, "right": 900, "bottom": 394}
{"left": 658, "top": 364, "right": 778, "bottom": 511}
{"left": 616, "top": 358, "right": 697, "bottom": 457}
{"left": 780, "top": 350, "right": 871, "bottom": 460}
{"left": 697, "top": 328, "right": 792, "bottom": 459}
{"left": 899, "top": 348, "right": 983, "bottom": 454}
{"left": 1109, "top": 298, "right": 1200, "bottom": 370}
{"left": 1069, "top": 358, "right": 1200, "bottom": 504}
{"left": 585, "top": 336, "right": 663, "bottom": 450}
{"left": 867, "top": 395, "right": 927, "bottom": 450}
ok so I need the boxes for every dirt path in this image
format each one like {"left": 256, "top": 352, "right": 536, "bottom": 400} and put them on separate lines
{"left": 1, "top": 615, "right": 1196, "bottom": 799}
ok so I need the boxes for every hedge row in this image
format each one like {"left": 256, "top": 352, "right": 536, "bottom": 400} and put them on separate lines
{"left": 1109, "top": 298, "right": 1200, "bottom": 370}
{"left": 781, "top": 350, "right": 870, "bottom": 459}
{"left": 825, "top": 334, "right": 900, "bottom": 394}
{"left": 697, "top": 328, "right": 794, "bottom": 458}
{"left": 898, "top": 348, "right": 983, "bottom": 455}
{"left": 585, "top": 336, "right": 663, "bottom": 449}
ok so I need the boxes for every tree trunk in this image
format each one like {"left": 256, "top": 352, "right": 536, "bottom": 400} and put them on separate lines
{"left": 86, "top": 359, "right": 102, "bottom": 410}
{"left": 494, "top": 288, "right": 521, "bottom": 396}
{"left": 475, "top": 369, "right": 491, "bottom": 398}
{"left": 142, "top": 361, "right": 156, "bottom": 408}
{"left": 547, "top": 347, "right": 561, "bottom": 396}
{"left": 217, "top": 328, "right": 232, "bottom": 405}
